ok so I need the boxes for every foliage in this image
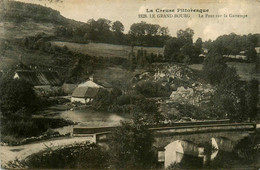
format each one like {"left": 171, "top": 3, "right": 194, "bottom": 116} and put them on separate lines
{"left": 134, "top": 80, "right": 171, "bottom": 98}
{"left": 202, "top": 51, "right": 257, "bottom": 122}
{"left": 92, "top": 88, "right": 121, "bottom": 112}
{"left": 13, "top": 143, "right": 109, "bottom": 169}
{"left": 0, "top": 109, "right": 42, "bottom": 139}
{"left": 132, "top": 98, "right": 164, "bottom": 125}
{"left": 203, "top": 33, "right": 260, "bottom": 60}
{"left": 112, "top": 20, "right": 124, "bottom": 33}
{"left": 129, "top": 21, "right": 169, "bottom": 47}
{"left": 208, "top": 67, "right": 248, "bottom": 121}
{"left": 110, "top": 121, "right": 157, "bottom": 169}
{"left": 164, "top": 28, "right": 202, "bottom": 63}
{"left": 202, "top": 52, "right": 228, "bottom": 84}
{"left": 164, "top": 37, "right": 183, "bottom": 62}
{"left": 246, "top": 78, "right": 259, "bottom": 121}
{"left": 0, "top": 77, "right": 39, "bottom": 117}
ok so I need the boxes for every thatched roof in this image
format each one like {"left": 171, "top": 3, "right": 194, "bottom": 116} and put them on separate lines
{"left": 14, "top": 70, "right": 62, "bottom": 86}
{"left": 78, "top": 80, "right": 103, "bottom": 88}
{"left": 72, "top": 87, "right": 100, "bottom": 98}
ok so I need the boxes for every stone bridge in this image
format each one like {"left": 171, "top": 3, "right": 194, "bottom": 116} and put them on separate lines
{"left": 72, "top": 120, "right": 257, "bottom": 168}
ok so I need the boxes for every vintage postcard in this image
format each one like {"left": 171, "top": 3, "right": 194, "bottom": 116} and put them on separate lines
{"left": 0, "top": 0, "right": 259, "bottom": 169}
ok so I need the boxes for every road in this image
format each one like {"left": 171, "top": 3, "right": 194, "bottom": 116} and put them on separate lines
{"left": 0, "top": 136, "right": 94, "bottom": 168}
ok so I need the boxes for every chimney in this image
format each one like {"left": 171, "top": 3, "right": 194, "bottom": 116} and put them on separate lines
{"left": 89, "top": 75, "right": 94, "bottom": 81}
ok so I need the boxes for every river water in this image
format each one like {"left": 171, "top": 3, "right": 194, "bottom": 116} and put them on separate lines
{"left": 53, "top": 108, "right": 130, "bottom": 135}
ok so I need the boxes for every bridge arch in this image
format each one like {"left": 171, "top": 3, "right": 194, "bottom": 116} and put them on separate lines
{"left": 163, "top": 140, "right": 204, "bottom": 168}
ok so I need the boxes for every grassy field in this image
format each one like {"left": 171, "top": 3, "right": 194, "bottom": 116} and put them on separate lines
{"left": 51, "top": 41, "right": 164, "bottom": 59}
{"left": 189, "top": 63, "right": 260, "bottom": 82}
{"left": 227, "top": 62, "right": 260, "bottom": 81}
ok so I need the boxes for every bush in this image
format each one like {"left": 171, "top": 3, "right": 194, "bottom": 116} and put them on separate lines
{"left": 134, "top": 80, "right": 171, "bottom": 97}
{"left": 9, "top": 143, "right": 109, "bottom": 169}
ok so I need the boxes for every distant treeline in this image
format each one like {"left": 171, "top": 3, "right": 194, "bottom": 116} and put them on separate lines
{"left": 203, "top": 33, "right": 260, "bottom": 62}
{"left": 56, "top": 19, "right": 170, "bottom": 47}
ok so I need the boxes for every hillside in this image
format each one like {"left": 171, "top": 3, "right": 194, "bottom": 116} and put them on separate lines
{"left": 0, "top": 1, "right": 84, "bottom": 70}
{"left": 1, "top": 1, "right": 83, "bottom": 39}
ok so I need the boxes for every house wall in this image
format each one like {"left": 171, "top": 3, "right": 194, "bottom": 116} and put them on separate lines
{"left": 62, "top": 83, "right": 77, "bottom": 94}
{"left": 71, "top": 97, "right": 86, "bottom": 104}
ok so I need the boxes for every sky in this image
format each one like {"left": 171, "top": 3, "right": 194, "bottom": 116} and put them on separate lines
{"left": 16, "top": 0, "right": 260, "bottom": 41}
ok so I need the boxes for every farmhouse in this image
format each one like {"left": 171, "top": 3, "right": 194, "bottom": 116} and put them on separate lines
{"left": 71, "top": 77, "right": 105, "bottom": 104}
{"left": 13, "top": 70, "right": 62, "bottom": 88}
{"left": 71, "top": 87, "right": 100, "bottom": 104}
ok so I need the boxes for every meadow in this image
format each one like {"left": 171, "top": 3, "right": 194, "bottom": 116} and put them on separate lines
{"left": 189, "top": 62, "right": 260, "bottom": 82}
{"left": 51, "top": 41, "right": 164, "bottom": 59}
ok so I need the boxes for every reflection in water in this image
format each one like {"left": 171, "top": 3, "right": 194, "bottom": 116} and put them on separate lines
{"left": 205, "top": 136, "right": 258, "bottom": 169}
{"left": 164, "top": 135, "right": 259, "bottom": 169}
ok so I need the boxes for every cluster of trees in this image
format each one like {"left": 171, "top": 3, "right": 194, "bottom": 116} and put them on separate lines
{"left": 203, "top": 33, "right": 260, "bottom": 62}
{"left": 56, "top": 19, "right": 127, "bottom": 44}
{"left": 128, "top": 21, "right": 170, "bottom": 47}
{"left": 0, "top": 76, "right": 41, "bottom": 137}
{"left": 56, "top": 20, "right": 170, "bottom": 47}
{"left": 203, "top": 52, "right": 259, "bottom": 121}
{"left": 164, "top": 28, "right": 203, "bottom": 63}
{"left": 129, "top": 48, "right": 164, "bottom": 70}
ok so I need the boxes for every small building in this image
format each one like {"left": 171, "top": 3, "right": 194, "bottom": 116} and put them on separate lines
{"left": 71, "top": 87, "right": 100, "bottom": 104}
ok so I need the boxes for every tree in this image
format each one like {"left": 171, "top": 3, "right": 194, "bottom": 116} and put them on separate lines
{"left": 92, "top": 89, "right": 114, "bottom": 111}
{"left": 177, "top": 28, "right": 194, "bottom": 45}
{"left": 210, "top": 67, "right": 247, "bottom": 121}
{"left": 246, "top": 79, "right": 259, "bottom": 121}
{"left": 246, "top": 45, "right": 257, "bottom": 62}
{"left": 0, "top": 76, "right": 41, "bottom": 137}
{"left": 202, "top": 52, "right": 228, "bottom": 84}
{"left": 132, "top": 98, "right": 164, "bottom": 125}
{"left": 112, "top": 21, "right": 124, "bottom": 33}
{"left": 0, "top": 77, "right": 38, "bottom": 118}
{"left": 87, "top": 18, "right": 112, "bottom": 42}
{"left": 128, "top": 21, "right": 168, "bottom": 47}
{"left": 110, "top": 121, "right": 157, "bottom": 169}
{"left": 194, "top": 38, "right": 203, "bottom": 57}
{"left": 164, "top": 37, "right": 182, "bottom": 61}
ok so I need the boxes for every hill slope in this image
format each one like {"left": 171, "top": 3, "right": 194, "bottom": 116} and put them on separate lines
{"left": 0, "top": 1, "right": 83, "bottom": 70}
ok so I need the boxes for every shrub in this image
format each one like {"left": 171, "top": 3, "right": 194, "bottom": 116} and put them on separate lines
{"left": 134, "top": 80, "right": 171, "bottom": 97}
{"left": 9, "top": 143, "right": 109, "bottom": 169}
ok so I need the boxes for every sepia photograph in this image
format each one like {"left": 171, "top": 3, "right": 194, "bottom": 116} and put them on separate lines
{"left": 0, "top": 0, "right": 259, "bottom": 169}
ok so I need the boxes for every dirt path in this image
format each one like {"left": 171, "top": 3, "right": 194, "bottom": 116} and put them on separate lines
{"left": 0, "top": 136, "right": 94, "bottom": 168}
